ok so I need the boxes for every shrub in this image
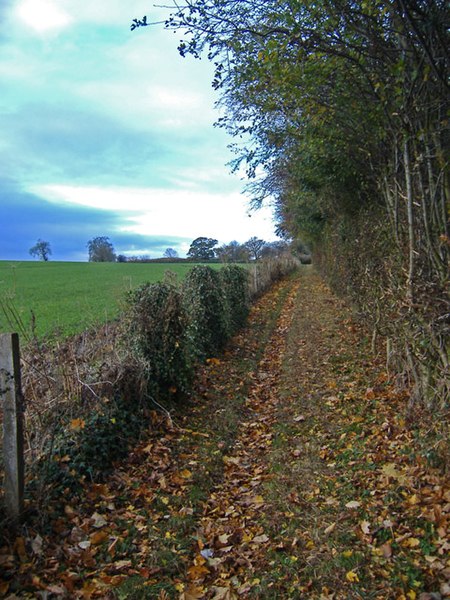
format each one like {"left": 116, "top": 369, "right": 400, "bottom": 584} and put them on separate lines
{"left": 182, "top": 265, "right": 230, "bottom": 359}
{"left": 125, "top": 281, "right": 192, "bottom": 399}
{"left": 219, "top": 265, "right": 250, "bottom": 334}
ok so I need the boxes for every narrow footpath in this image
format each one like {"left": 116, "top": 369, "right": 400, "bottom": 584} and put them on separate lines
{"left": 1, "top": 269, "right": 449, "bottom": 600}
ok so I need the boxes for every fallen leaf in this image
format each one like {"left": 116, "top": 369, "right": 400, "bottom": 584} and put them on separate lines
{"left": 346, "top": 571, "right": 359, "bottom": 582}
{"left": 324, "top": 523, "right": 336, "bottom": 535}
{"left": 211, "top": 587, "right": 233, "bottom": 600}
{"left": 31, "top": 534, "right": 43, "bottom": 556}
{"left": 91, "top": 512, "right": 107, "bottom": 528}
{"left": 90, "top": 530, "right": 109, "bottom": 545}
{"left": 360, "top": 520, "right": 371, "bottom": 535}
{"left": 402, "top": 537, "right": 421, "bottom": 548}
{"left": 113, "top": 559, "right": 132, "bottom": 570}
{"left": 14, "top": 537, "right": 27, "bottom": 562}
{"left": 0, "top": 582, "right": 9, "bottom": 595}
{"left": 381, "top": 463, "right": 409, "bottom": 485}
{"left": 252, "top": 534, "right": 269, "bottom": 543}
{"left": 187, "top": 564, "right": 209, "bottom": 580}
{"left": 345, "top": 501, "right": 361, "bottom": 509}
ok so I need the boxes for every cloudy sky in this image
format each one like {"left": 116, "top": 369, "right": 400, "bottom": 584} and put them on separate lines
{"left": 0, "top": 0, "right": 278, "bottom": 261}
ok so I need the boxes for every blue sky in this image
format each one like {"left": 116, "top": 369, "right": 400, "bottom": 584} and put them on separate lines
{"left": 0, "top": 0, "right": 278, "bottom": 261}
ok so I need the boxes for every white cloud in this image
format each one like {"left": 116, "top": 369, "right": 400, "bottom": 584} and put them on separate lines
{"left": 15, "top": 0, "right": 73, "bottom": 33}
{"left": 32, "top": 183, "right": 278, "bottom": 244}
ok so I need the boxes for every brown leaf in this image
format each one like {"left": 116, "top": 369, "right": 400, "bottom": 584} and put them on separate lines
{"left": 380, "top": 542, "right": 393, "bottom": 558}
{"left": 90, "top": 530, "right": 109, "bottom": 545}
{"left": 324, "top": 522, "right": 336, "bottom": 535}
{"left": 14, "top": 537, "right": 27, "bottom": 562}
{"left": 187, "top": 564, "right": 209, "bottom": 580}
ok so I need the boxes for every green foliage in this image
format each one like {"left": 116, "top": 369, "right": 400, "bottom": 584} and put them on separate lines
{"left": 219, "top": 264, "right": 250, "bottom": 334}
{"left": 87, "top": 236, "right": 116, "bottom": 262}
{"left": 162, "top": 0, "right": 449, "bottom": 406}
{"left": 186, "top": 237, "right": 218, "bottom": 261}
{"left": 182, "top": 265, "right": 230, "bottom": 359}
{"left": 125, "top": 281, "right": 192, "bottom": 399}
{"left": 37, "top": 394, "right": 144, "bottom": 495}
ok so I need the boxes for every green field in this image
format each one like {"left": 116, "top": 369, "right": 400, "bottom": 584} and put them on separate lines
{"left": 0, "top": 261, "right": 216, "bottom": 340}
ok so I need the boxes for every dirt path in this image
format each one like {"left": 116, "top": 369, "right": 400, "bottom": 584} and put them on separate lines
{"left": 1, "top": 268, "right": 449, "bottom": 599}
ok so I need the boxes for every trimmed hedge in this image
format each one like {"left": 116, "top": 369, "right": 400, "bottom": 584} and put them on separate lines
{"left": 125, "top": 259, "right": 298, "bottom": 387}
{"left": 124, "top": 281, "right": 192, "bottom": 399}
{"left": 220, "top": 264, "right": 250, "bottom": 334}
{"left": 182, "top": 265, "right": 230, "bottom": 360}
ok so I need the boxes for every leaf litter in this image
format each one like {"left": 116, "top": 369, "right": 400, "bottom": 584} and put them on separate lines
{"left": 1, "top": 270, "right": 448, "bottom": 599}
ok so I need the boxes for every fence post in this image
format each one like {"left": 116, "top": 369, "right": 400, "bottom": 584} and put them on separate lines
{"left": 0, "top": 333, "right": 25, "bottom": 522}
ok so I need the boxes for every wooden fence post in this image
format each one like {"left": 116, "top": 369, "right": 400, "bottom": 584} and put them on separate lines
{"left": 0, "top": 333, "right": 25, "bottom": 522}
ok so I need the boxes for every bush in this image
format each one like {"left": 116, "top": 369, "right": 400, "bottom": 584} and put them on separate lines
{"left": 219, "top": 265, "right": 250, "bottom": 334}
{"left": 125, "top": 281, "right": 192, "bottom": 399}
{"left": 182, "top": 265, "right": 230, "bottom": 359}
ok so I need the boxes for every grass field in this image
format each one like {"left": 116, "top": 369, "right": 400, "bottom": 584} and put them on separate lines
{"left": 0, "top": 261, "right": 216, "bottom": 340}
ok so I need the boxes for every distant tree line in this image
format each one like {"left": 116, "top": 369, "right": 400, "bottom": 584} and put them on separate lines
{"left": 28, "top": 235, "right": 308, "bottom": 263}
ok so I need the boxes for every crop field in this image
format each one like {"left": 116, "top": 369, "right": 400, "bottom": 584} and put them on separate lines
{"left": 0, "top": 261, "right": 218, "bottom": 340}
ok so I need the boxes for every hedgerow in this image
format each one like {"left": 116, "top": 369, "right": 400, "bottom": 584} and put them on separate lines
{"left": 124, "top": 280, "right": 193, "bottom": 400}
{"left": 182, "top": 265, "right": 230, "bottom": 360}
{"left": 219, "top": 264, "right": 250, "bottom": 334}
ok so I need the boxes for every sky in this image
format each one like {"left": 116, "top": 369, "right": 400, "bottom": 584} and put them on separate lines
{"left": 0, "top": 0, "right": 278, "bottom": 261}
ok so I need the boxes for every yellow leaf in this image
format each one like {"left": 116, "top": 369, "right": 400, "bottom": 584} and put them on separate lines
{"left": 381, "top": 463, "right": 409, "bottom": 485}
{"left": 342, "top": 550, "right": 353, "bottom": 558}
{"left": 180, "top": 469, "right": 193, "bottom": 479}
{"left": 251, "top": 495, "right": 265, "bottom": 506}
{"left": 407, "top": 591, "right": 417, "bottom": 600}
{"left": 206, "top": 357, "right": 221, "bottom": 365}
{"left": 346, "top": 571, "right": 359, "bottom": 583}
{"left": 403, "top": 537, "right": 420, "bottom": 548}
{"left": 70, "top": 418, "right": 85, "bottom": 431}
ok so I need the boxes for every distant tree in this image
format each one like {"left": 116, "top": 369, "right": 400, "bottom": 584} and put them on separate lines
{"left": 87, "top": 236, "right": 116, "bottom": 262}
{"left": 261, "top": 241, "right": 289, "bottom": 259}
{"left": 29, "top": 239, "right": 52, "bottom": 261}
{"left": 244, "top": 237, "right": 265, "bottom": 261}
{"left": 216, "top": 240, "right": 249, "bottom": 263}
{"left": 187, "top": 237, "right": 218, "bottom": 261}
{"left": 117, "top": 254, "right": 128, "bottom": 263}
{"left": 163, "top": 248, "right": 179, "bottom": 259}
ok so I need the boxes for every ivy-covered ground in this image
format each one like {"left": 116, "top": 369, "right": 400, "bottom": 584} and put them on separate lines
{"left": 1, "top": 269, "right": 449, "bottom": 599}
